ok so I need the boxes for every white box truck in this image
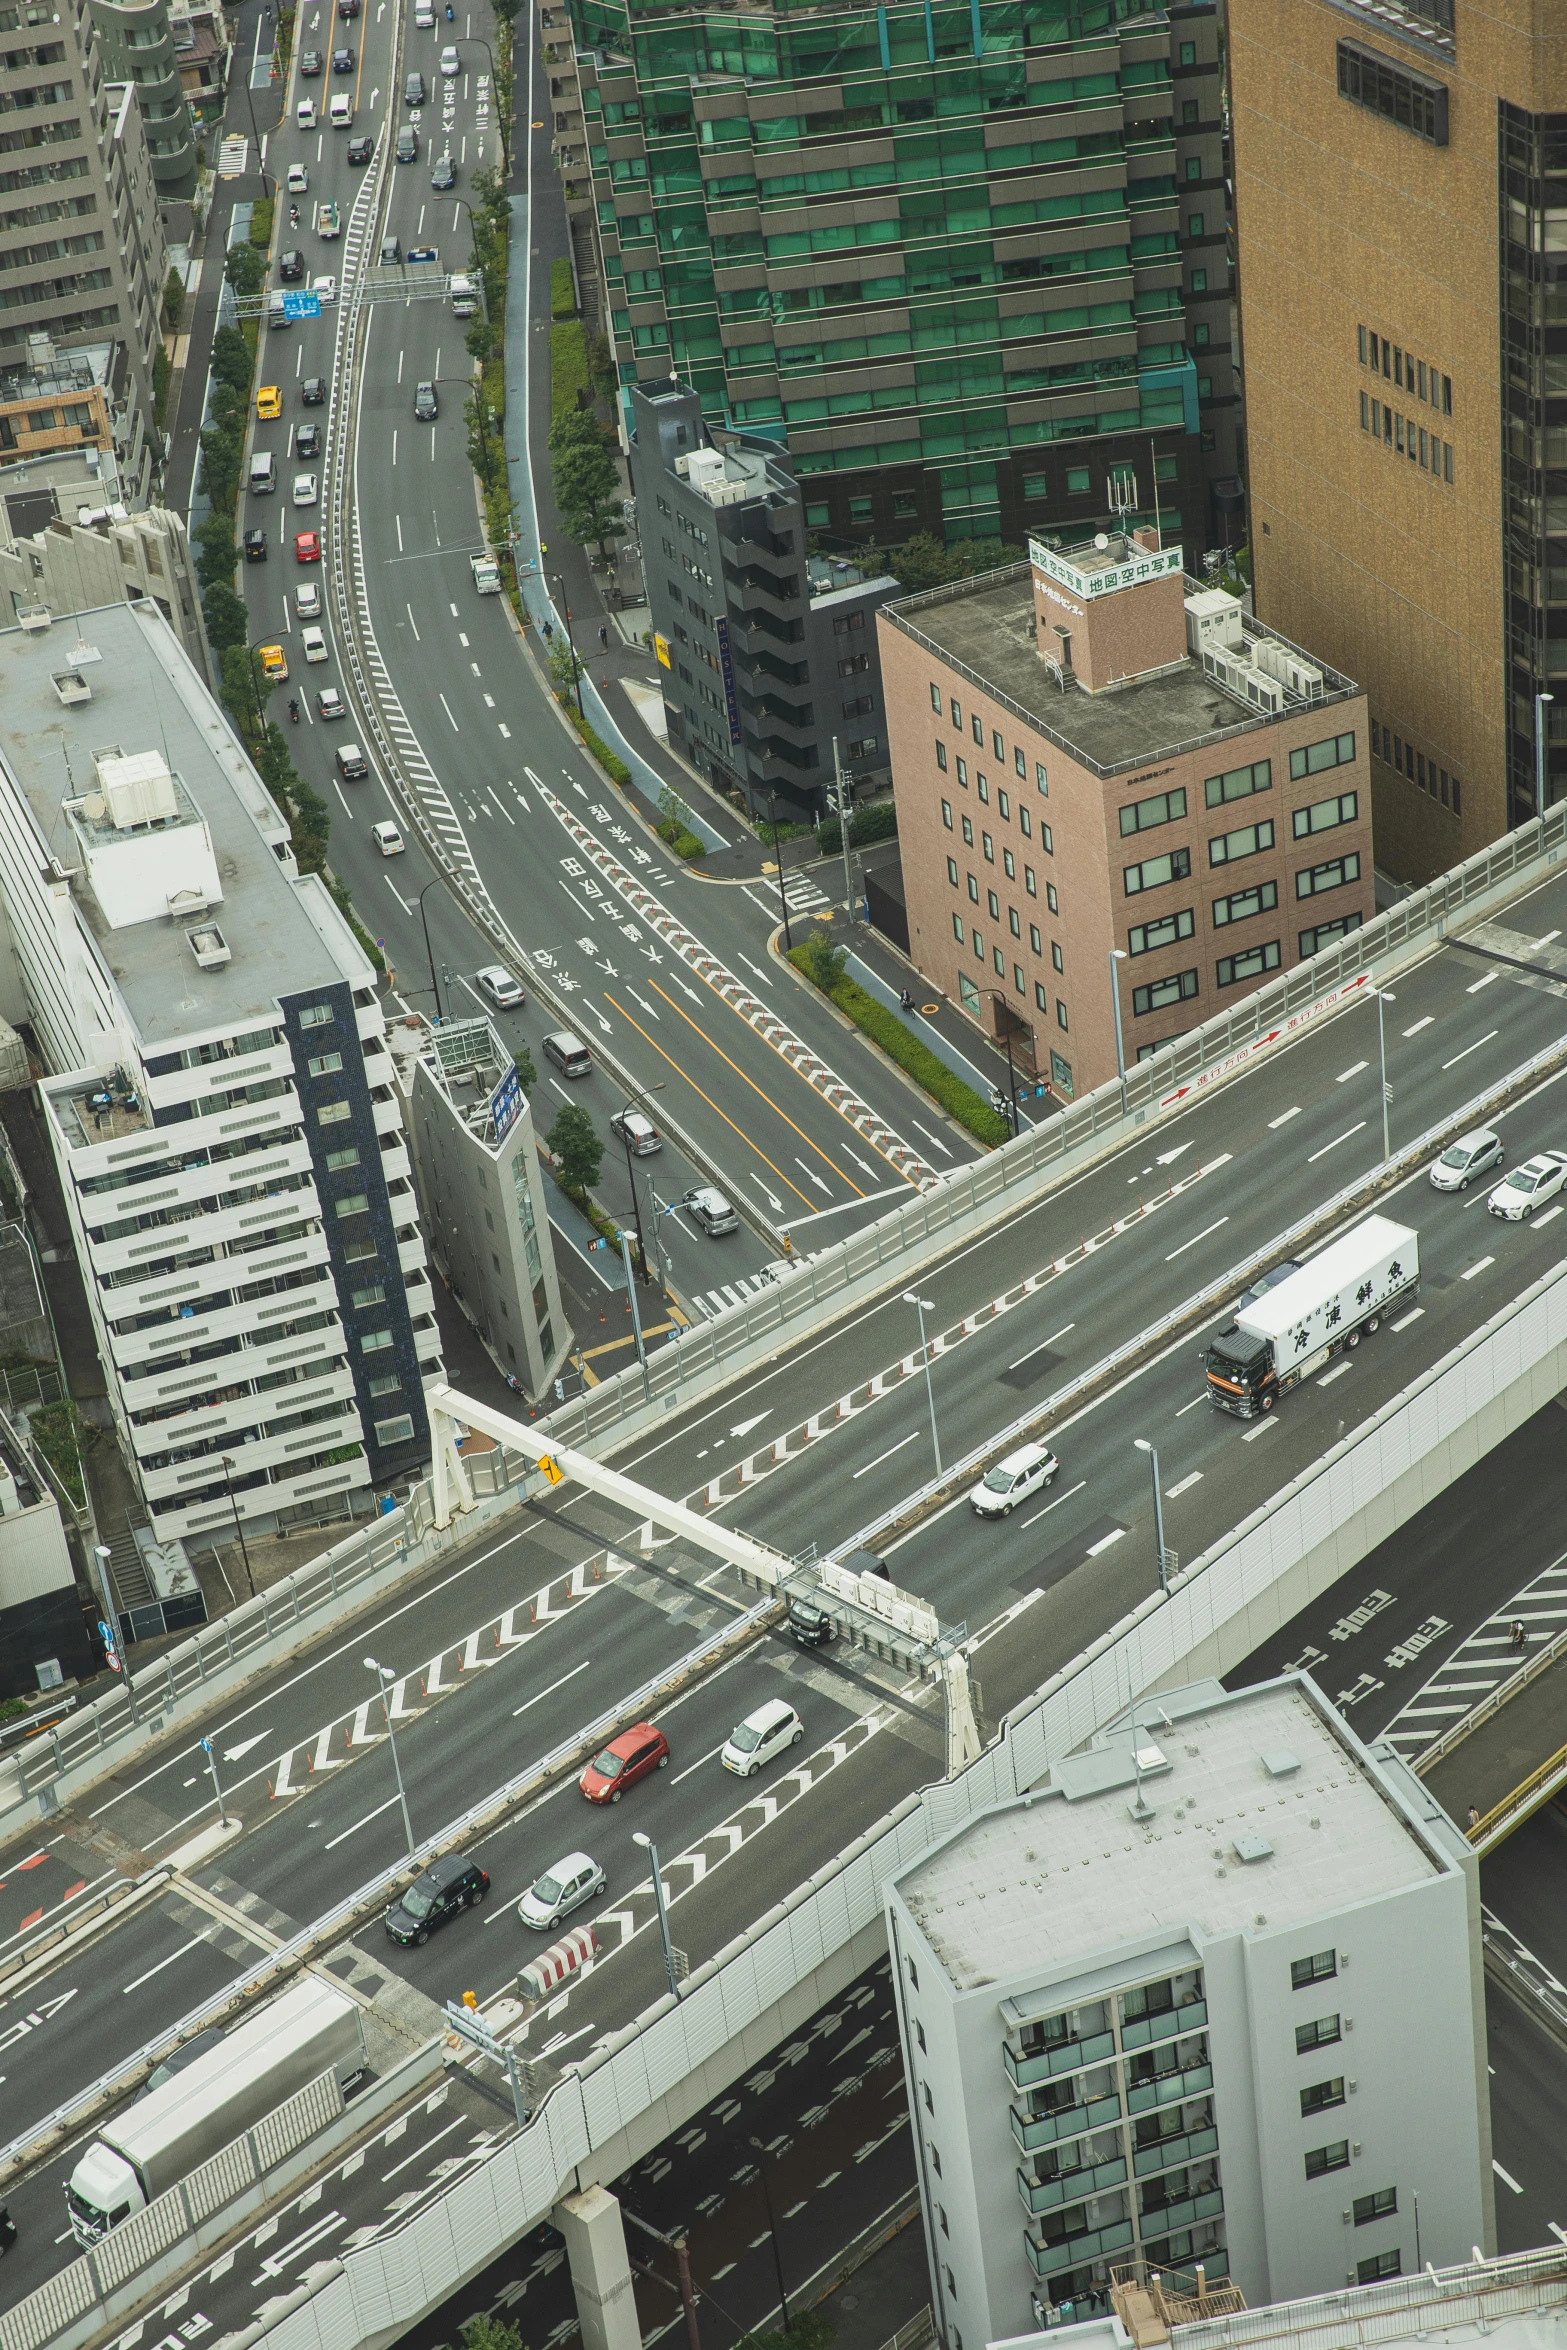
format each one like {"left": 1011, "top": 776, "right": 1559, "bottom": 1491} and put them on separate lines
{"left": 1203, "top": 1213, "right": 1419, "bottom": 1419}
{"left": 449, "top": 270, "right": 478, "bottom": 318}
{"left": 65, "top": 1977, "right": 367, "bottom": 2244}
{"left": 470, "top": 551, "right": 501, "bottom": 594}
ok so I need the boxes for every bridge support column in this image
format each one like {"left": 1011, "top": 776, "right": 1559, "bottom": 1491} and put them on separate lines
{"left": 557, "top": 2184, "right": 644, "bottom": 2350}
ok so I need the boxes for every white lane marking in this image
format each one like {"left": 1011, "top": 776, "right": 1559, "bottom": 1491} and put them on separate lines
{"left": 1176, "top": 1394, "right": 1207, "bottom": 1415}
{"left": 1317, "top": 1362, "right": 1352, "bottom": 1387}
{"left": 1007, "top": 1323, "right": 1075, "bottom": 1372}
{"left": 1391, "top": 1307, "right": 1425, "bottom": 1331}
{"left": 1165, "top": 1471, "right": 1203, "bottom": 1498}
{"left": 1268, "top": 1106, "right": 1301, "bottom": 1129}
{"left": 513, "top": 1658, "right": 592, "bottom": 1719}
{"left": 1462, "top": 1257, "right": 1495, "bottom": 1280}
{"left": 1402, "top": 1015, "right": 1433, "bottom": 1037}
{"left": 671, "top": 1741, "right": 728, "bottom": 1786}
{"left": 1242, "top": 1415, "right": 1280, "bottom": 1440}
{"left": 1534, "top": 1203, "right": 1564, "bottom": 1229}
{"left": 1493, "top": 2161, "right": 1524, "bottom": 2194}
{"left": 1307, "top": 1121, "right": 1366, "bottom": 1163}
{"left": 1086, "top": 1527, "right": 1126, "bottom": 1558}
{"left": 439, "top": 692, "right": 460, "bottom": 731}
{"left": 852, "top": 1430, "right": 919, "bottom": 1480}
{"left": 121, "top": 1928, "right": 219, "bottom": 1994}
{"left": 1467, "top": 971, "right": 1498, "bottom": 994}
{"left": 1442, "top": 1029, "right": 1499, "bottom": 1070}
{"left": 1018, "top": 1478, "right": 1088, "bottom": 1530}
{"left": 1537, "top": 929, "right": 1562, "bottom": 948}
{"left": 1337, "top": 1060, "right": 1369, "bottom": 1083}
{"left": 383, "top": 2116, "right": 469, "bottom": 2183}
{"left": 406, "top": 602, "right": 420, "bottom": 642}
{"left": 323, "top": 1792, "right": 402, "bottom": 1849}
{"left": 1166, "top": 1216, "right": 1228, "bottom": 1262}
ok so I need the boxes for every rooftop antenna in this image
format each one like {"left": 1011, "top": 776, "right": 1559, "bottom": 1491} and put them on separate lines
{"left": 1108, "top": 468, "right": 1138, "bottom": 551}
{"left": 1148, "top": 433, "right": 1163, "bottom": 546}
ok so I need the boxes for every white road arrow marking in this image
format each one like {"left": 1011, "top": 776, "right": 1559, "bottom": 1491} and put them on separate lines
{"left": 730, "top": 1412, "right": 770, "bottom": 1438}
{"left": 1155, "top": 1142, "right": 1193, "bottom": 1166}
{"left": 222, "top": 1731, "right": 271, "bottom": 1762}
{"left": 795, "top": 1158, "right": 831, "bottom": 1195}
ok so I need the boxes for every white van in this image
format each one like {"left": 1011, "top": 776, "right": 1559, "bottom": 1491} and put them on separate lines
{"left": 328, "top": 91, "right": 353, "bottom": 126}
{"left": 296, "top": 97, "right": 316, "bottom": 128}
{"left": 248, "top": 450, "right": 276, "bottom": 493}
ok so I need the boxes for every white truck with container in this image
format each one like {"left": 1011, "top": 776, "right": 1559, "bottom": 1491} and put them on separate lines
{"left": 1203, "top": 1213, "right": 1418, "bottom": 1420}
{"left": 470, "top": 550, "right": 502, "bottom": 594}
{"left": 65, "top": 1977, "right": 368, "bottom": 2245}
{"left": 449, "top": 269, "right": 478, "bottom": 318}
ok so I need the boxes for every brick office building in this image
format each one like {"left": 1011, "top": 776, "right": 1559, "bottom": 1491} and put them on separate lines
{"left": 877, "top": 533, "right": 1372, "bottom": 1101}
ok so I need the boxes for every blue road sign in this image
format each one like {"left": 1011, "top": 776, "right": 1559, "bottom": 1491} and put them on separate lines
{"left": 282, "top": 291, "right": 322, "bottom": 319}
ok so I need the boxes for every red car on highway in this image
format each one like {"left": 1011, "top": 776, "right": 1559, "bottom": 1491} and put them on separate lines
{"left": 295, "top": 530, "right": 321, "bottom": 563}
{"left": 578, "top": 1721, "right": 669, "bottom": 1804}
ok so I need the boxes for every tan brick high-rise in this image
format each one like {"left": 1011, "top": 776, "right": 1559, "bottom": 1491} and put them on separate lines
{"left": 1228, "top": 0, "right": 1567, "bottom": 881}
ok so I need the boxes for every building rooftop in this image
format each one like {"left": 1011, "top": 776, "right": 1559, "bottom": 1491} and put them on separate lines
{"left": 390, "top": 1013, "right": 527, "bottom": 1153}
{"left": 883, "top": 564, "right": 1358, "bottom": 780}
{"left": 894, "top": 1677, "right": 1448, "bottom": 1994}
{"left": 0, "top": 600, "right": 363, "bottom": 1050}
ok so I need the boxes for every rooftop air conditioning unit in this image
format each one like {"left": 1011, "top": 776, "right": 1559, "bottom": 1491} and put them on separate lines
{"left": 185, "top": 923, "right": 231, "bottom": 969}
{"left": 16, "top": 607, "right": 50, "bottom": 632}
{"left": 50, "top": 669, "right": 92, "bottom": 706}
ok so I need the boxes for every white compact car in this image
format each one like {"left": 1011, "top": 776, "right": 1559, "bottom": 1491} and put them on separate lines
{"left": 371, "top": 819, "right": 404, "bottom": 855}
{"left": 475, "top": 964, "right": 523, "bottom": 1009}
{"left": 315, "top": 684, "right": 346, "bottom": 720}
{"left": 312, "top": 275, "right": 337, "bottom": 305}
{"left": 286, "top": 162, "right": 308, "bottom": 193}
{"left": 294, "top": 580, "right": 322, "bottom": 620}
{"left": 328, "top": 91, "right": 353, "bottom": 125}
{"left": 517, "top": 1851, "right": 605, "bottom": 1931}
{"left": 296, "top": 97, "right": 316, "bottom": 127}
{"left": 1487, "top": 1150, "right": 1567, "bottom": 1220}
{"left": 439, "top": 42, "right": 460, "bottom": 72}
{"left": 720, "top": 1699, "right": 803, "bottom": 1777}
{"left": 292, "top": 471, "right": 318, "bottom": 506}
{"left": 969, "top": 1440, "right": 1060, "bottom": 1518}
{"left": 300, "top": 625, "right": 328, "bottom": 663}
{"left": 1430, "top": 1128, "right": 1503, "bottom": 1193}
{"left": 682, "top": 1185, "right": 738, "bottom": 1235}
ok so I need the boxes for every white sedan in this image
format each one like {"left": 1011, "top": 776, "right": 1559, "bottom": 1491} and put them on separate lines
{"left": 439, "top": 42, "right": 460, "bottom": 72}
{"left": 294, "top": 581, "right": 322, "bottom": 619}
{"left": 1487, "top": 1150, "right": 1567, "bottom": 1221}
{"left": 301, "top": 625, "right": 328, "bottom": 663}
{"left": 292, "top": 471, "right": 318, "bottom": 506}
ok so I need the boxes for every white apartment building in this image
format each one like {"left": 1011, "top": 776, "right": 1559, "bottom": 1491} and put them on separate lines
{"left": 0, "top": 597, "right": 442, "bottom": 1541}
{"left": 885, "top": 1676, "right": 1493, "bottom": 2350}
{"left": 390, "top": 1013, "right": 569, "bottom": 1402}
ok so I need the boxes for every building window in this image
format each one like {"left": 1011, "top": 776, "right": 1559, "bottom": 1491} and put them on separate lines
{"left": 1124, "top": 847, "right": 1192, "bottom": 895}
{"left": 299, "top": 1002, "right": 336, "bottom": 1028}
{"left": 983, "top": 833, "right": 995, "bottom": 863}
{"left": 1209, "top": 819, "right": 1274, "bottom": 866}
{"left": 1036, "top": 763, "right": 1048, "bottom": 793}
{"left": 1008, "top": 907, "right": 1021, "bottom": 937}
{"left": 1029, "top": 924, "right": 1042, "bottom": 954}
{"left": 1132, "top": 969, "right": 1199, "bottom": 1016}
{"left": 375, "top": 1411, "right": 416, "bottom": 1445}
{"left": 353, "top": 1281, "right": 387, "bottom": 1308}
{"left": 1051, "top": 941, "right": 1063, "bottom": 972}
{"left": 947, "top": 857, "right": 959, "bottom": 886}
{"left": 957, "top": 758, "right": 968, "bottom": 787}
{"left": 993, "top": 947, "right": 1005, "bottom": 976}
{"left": 1358, "top": 2252, "right": 1402, "bottom": 2284}
{"left": 1205, "top": 758, "right": 1271, "bottom": 808}
{"left": 1305, "top": 2141, "right": 1351, "bottom": 2180}
{"left": 335, "top": 1192, "right": 370, "bottom": 1217}
{"left": 1128, "top": 907, "right": 1196, "bottom": 956}
{"left": 987, "top": 889, "right": 1000, "bottom": 920}
{"left": 1014, "top": 746, "right": 1026, "bottom": 778}
{"left": 1216, "top": 940, "right": 1281, "bottom": 988}
{"left": 971, "top": 714, "right": 983, "bottom": 744}
{"left": 952, "top": 913, "right": 965, "bottom": 942}
{"left": 1354, "top": 2189, "right": 1398, "bottom": 2225}
{"left": 962, "top": 816, "right": 974, "bottom": 846}
{"left": 936, "top": 740, "right": 949, "bottom": 772}
{"left": 325, "top": 1145, "right": 360, "bottom": 1170}
{"left": 1300, "top": 2077, "right": 1346, "bottom": 2116}
{"left": 941, "top": 799, "right": 953, "bottom": 829}
{"left": 367, "top": 1372, "right": 402, "bottom": 1397}
{"left": 1003, "top": 847, "right": 1016, "bottom": 879}
{"left": 1212, "top": 880, "right": 1278, "bottom": 927}
{"left": 1035, "top": 981, "right": 1048, "bottom": 1012}
{"left": 847, "top": 736, "right": 879, "bottom": 759}
{"left": 1293, "top": 792, "right": 1358, "bottom": 839}
{"left": 1300, "top": 911, "right": 1365, "bottom": 958}
{"left": 307, "top": 1051, "right": 344, "bottom": 1077}
{"left": 967, "top": 874, "right": 979, "bottom": 902}
{"left": 1336, "top": 38, "right": 1448, "bottom": 145}
{"left": 1120, "top": 785, "right": 1188, "bottom": 836}
{"left": 361, "top": 1327, "right": 395, "bottom": 1353}
{"left": 317, "top": 1099, "right": 351, "bottom": 1125}
{"left": 1056, "top": 999, "right": 1069, "bottom": 1031}
{"left": 1290, "top": 731, "right": 1356, "bottom": 781}
{"left": 1297, "top": 852, "right": 1361, "bottom": 898}
{"left": 930, "top": 682, "right": 942, "bottom": 711}
{"left": 1297, "top": 2015, "right": 1342, "bottom": 2054}
{"left": 1047, "top": 883, "right": 1059, "bottom": 913}
{"left": 1292, "top": 1949, "right": 1338, "bottom": 1989}
{"left": 950, "top": 698, "right": 961, "bottom": 727}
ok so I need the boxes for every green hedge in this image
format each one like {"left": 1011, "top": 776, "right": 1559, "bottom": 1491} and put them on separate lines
{"left": 568, "top": 710, "right": 631, "bottom": 787}
{"left": 550, "top": 320, "right": 589, "bottom": 420}
{"left": 550, "top": 256, "right": 576, "bottom": 319}
{"left": 788, "top": 948, "right": 1009, "bottom": 1147}
{"left": 817, "top": 800, "right": 898, "bottom": 857}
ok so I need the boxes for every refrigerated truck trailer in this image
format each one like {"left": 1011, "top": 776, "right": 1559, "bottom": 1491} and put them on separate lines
{"left": 1204, "top": 1214, "right": 1419, "bottom": 1419}
{"left": 65, "top": 1976, "right": 368, "bottom": 2244}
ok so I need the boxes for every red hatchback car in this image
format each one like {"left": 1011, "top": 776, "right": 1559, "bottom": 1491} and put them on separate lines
{"left": 294, "top": 530, "right": 321, "bottom": 563}
{"left": 579, "top": 1721, "right": 669, "bottom": 1804}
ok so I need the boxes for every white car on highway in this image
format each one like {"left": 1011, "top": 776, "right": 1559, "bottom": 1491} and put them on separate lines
{"left": 292, "top": 471, "right": 318, "bottom": 506}
{"left": 969, "top": 1440, "right": 1060, "bottom": 1518}
{"left": 294, "top": 581, "right": 322, "bottom": 620}
{"left": 301, "top": 625, "right": 328, "bottom": 663}
{"left": 1487, "top": 1151, "right": 1567, "bottom": 1220}
{"left": 439, "top": 42, "right": 460, "bottom": 72}
{"left": 296, "top": 97, "right": 316, "bottom": 127}
{"left": 518, "top": 1850, "right": 605, "bottom": 1930}
{"left": 1430, "top": 1128, "right": 1503, "bottom": 1193}
{"left": 286, "top": 162, "right": 308, "bottom": 193}
{"left": 720, "top": 1699, "right": 803, "bottom": 1777}
{"left": 312, "top": 275, "right": 337, "bottom": 305}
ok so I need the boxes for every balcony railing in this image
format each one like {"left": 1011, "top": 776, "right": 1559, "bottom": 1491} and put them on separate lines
{"left": 1005, "top": 2032, "right": 1116, "bottom": 2090}
{"left": 1024, "top": 2218, "right": 1134, "bottom": 2278}
{"left": 1122, "top": 2000, "right": 1207, "bottom": 2051}
{"left": 1132, "top": 2123, "right": 1217, "bottom": 2178}
{"left": 1017, "top": 2155, "right": 1126, "bottom": 2215}
{"left": 1011, "top": 2093, "right": 1121, "bottom": 2153}
{"left": 1127, "top": 2062, "right": 1212, "bottom": 2114}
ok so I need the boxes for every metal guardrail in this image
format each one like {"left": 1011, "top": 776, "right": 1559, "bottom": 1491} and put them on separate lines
{"left": 1416, "top": 1617, "right": 1567, "bottom": 1776}
{"left": 1467, "top": 1735, "right": 1567, "bottom": 1853}
{"left": 0, "top": 1593, "right": 778, "bottom": 2183}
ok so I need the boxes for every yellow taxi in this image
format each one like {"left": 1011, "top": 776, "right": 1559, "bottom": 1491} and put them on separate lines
{"left": 256, "top": 384, "right": 283, "bottom": 420}
{"left": 258, "top": 643, "right": 288, "bottom": 685}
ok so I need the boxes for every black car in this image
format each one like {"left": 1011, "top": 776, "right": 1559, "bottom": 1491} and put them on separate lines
{"left": 243, "top": 527, "right": 267, "bottom": 562}
{"left": 380, "top": 232, "right": 401, "bottom": 264}
{"left": 279, "top": 247, "right": 305, "bottom": 282}
{"left": 299, "top": 46, "right": 322, "bottom": 71}
{"left": 395, "top": 123, "right": 418, "bottom": 161}
{"left": 785, "top": 1593, "right": 832, "bottom": 1647}
{"left": 430, "top": 151, "right": 455, "bottom": 189}
{"left": 301, "top": 375, "right": 327, "bottom": 405}
{"left": 295, "top": 421, "right": 322, "bottom": 457}
{"left": 413, "top": 381, "right": 438, "bottom": 420}
{"left": 404, "top": 68, "right": 425, "bottom": 104}
{"left": 332, "top": 45, "right": 354, "bottom": 69}
{"left": 347, "top": 132, "right": 373, "bottom": 164}
{"left": 384, "top": 1852, "right": 489, "bottom": 1946}
{"left": 337, "top": 0, "right": 359, "bottom": 16}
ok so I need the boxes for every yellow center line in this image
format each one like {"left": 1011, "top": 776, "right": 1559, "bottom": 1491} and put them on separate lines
{"left": 646, "top": 980, "right": 876, "bottom": 1198}
{"left": 602, "top": 995, "right": 816, "bottom": 1211}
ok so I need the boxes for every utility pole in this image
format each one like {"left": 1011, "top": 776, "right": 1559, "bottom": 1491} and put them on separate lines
{"left": 766, "top": 790, "right": 793, "bottom": 950}
{"left": 620, "top": 1233, "right": 652, "bottom": 1403}
{"left": 831, "top": 736, "right": 854, "bottom": 924}
{"left": 619, "top": 1121, "right": 652, "bottom": 1281}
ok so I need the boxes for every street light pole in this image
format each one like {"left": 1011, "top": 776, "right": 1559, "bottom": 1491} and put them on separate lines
{"left": 1108, "top": 947, "right": 1128, "bottom": 1113}
{"left": 219, "top": 1456, "right": 255, "bottom": 1597}
{"left": 749, "top": 2138, "right": 793, "bottom": 2332}
{"left": 903, "top": 1290, "right": 940, "bottom": 1473}
{"left": 1537, "top": 690, "right": 1554, "bottom": 822}
{"left": 1375, "top": 986, "right": 1396, "bottom": 1163}
{"left": 365, "top": 1656, "right": 415, "bottom": 1858}
{"left": 416, "top": 880, "right": 443, "bottom": 1021}
{"left": 550, "top": 572, "right": 582, "bottom": 712}
{"left": 1133, "top": 1438, "right": 1168, "bottom": 1593}
{"left": 620, "top": 1233, "right": 652, "bottom": 1405}
{"left": 831, "top": 736, "right": 855, "bottom": 924}
{"left": 766, "top": 790, "right": 794, "bottom": 951}
{"left": 619, "top": 1120, "right": 652, "bottom": 1282}
{"left": 633, "top": 1829, "right": 680, "bottom": 1998}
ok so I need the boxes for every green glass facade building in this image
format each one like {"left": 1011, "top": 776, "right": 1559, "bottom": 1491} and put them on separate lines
{"left": 567, "top": 0, "right": 1240, "bottom": 553}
